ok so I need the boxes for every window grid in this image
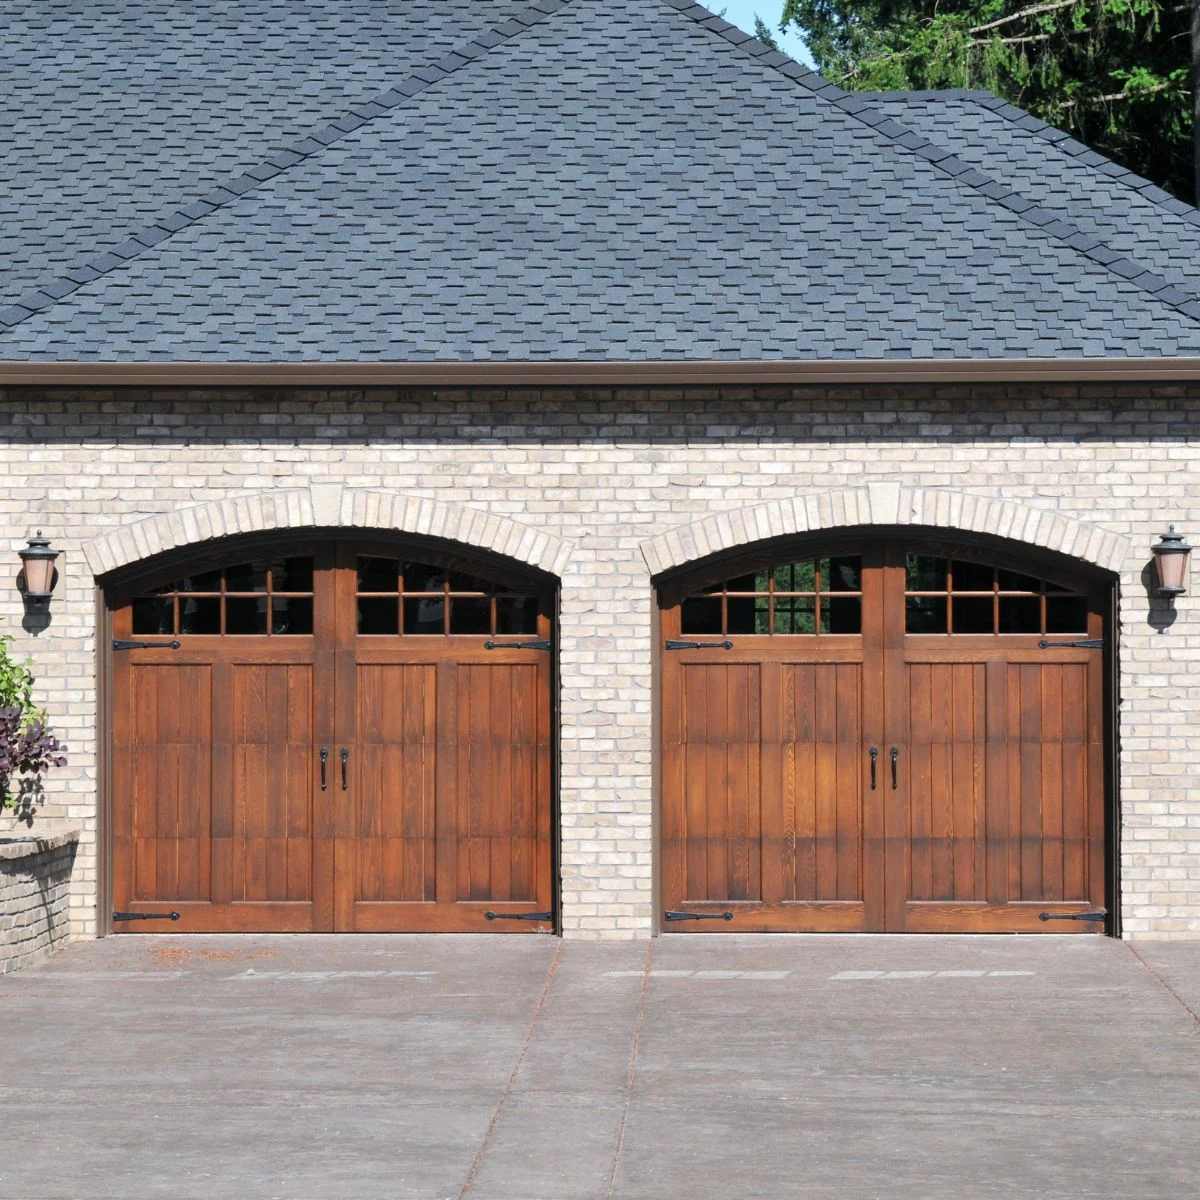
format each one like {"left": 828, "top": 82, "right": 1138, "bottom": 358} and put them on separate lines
{"left": 355, "top": 557, "right": 538, "bottom": 636}
{"left": 904, "top": 556, "right": 1088, "bottom": 636}
{"left": 132, "top": 558, "right": 314, "bottom": 636}
{"left": 681, "top": 558, "right": 863, "bottom": 636}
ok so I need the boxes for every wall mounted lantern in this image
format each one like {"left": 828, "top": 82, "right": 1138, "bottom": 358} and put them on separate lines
{"left": 1151, "top": 525, "right": 1190, "bottom": 598}
{"left": 18, "top": 532, "right": 60, "bottom": 607}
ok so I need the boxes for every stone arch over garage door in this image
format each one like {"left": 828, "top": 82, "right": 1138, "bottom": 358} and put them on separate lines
{"left": 83, "top": 484, "right": 574, "bottom": 581}
{"left": 640, "top": 484, "right": 1131, "bottom": 578}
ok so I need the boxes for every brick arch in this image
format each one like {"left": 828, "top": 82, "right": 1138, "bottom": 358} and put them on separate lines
{"left": 640, "top": 483, "right": 1130, "bottom": 576}
{"left": 83, "top": 485, "right": 573, "bottom": 579}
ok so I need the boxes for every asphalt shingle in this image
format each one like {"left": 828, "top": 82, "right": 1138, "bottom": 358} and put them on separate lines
{"left": 1, "top": 0, "right": 1198, "bottom": 360}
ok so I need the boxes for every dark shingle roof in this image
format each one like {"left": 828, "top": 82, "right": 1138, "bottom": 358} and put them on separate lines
{"left": 2, "top": 0, "right": 1199, "bottom": 360}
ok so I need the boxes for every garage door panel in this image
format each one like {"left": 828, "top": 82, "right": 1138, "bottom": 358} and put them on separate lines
{"left": 902, "top": 661, "right": 986, "bottom": 903}
{"left": 454, "top": 661, "right": 542, "bottom": 906}
{"left": 352, "top": 663, "right": 438, "bottom": 906}
{"left": 124, "top": 664, "right": 214, "bottom": 905}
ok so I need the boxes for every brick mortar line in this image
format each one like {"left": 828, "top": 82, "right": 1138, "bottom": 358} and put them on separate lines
{"left": 663, "top": 0, "right": 1200, "bottom": 327}
{"left": 1125, "top": 942, "right": 1200, "bottom": 1030}
{"left": 606, "top": 939, "right": 654, "bottom": 1199}
{"left": 457, "top": 938, "right": 565, "bottom": 1199}
{"left": 0, "top": 0, "right": 572, "bottom": 333}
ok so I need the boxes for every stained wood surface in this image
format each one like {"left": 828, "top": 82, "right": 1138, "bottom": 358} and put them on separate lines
{"left": 661, "top": 541, "right": 1107, "bottom": 933}
{"left": 112, "top": 539, "right": 553, "bottom": 933}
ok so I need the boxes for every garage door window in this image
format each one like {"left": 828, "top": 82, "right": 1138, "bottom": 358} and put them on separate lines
{"left": 679, "top": 556, "right": 862, "bottom": 635}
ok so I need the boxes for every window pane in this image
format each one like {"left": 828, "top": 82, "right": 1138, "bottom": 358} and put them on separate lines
{"left": 998, "top": 568, "right": 1040, "bottom": 592}
{"left": 906, "top": 555, "right": 947, "bottom": 592}
{"left": 497, "top": 596, "right": 539, "bottom": 635}
{"left": 226, "top": 597, "right": 268, "bottom": 635}
{"left": 450, "top": 597, "right": 491, "bottom": 634}
{"left": 357, "top": 598, "right": 398, "bottom": 635}
{"left": 952, "top": 560, "right": 993, "bottom": 592}
{"left": 822, "top": 597, "right": 862, "bottom": 634}
{"left": 727, "top": 596, "right": 767, "bottom": 634}
{"left": 448, "top": 569, "right": 493, "bottom": 593}
{"left": 179, "top": 597, "right": 221, "bottom": 634}
{"left": 274, "top": 557, "right": 314, "bottom": 593}
{"left": 403, "top": 562, "right": 446, "bottom": 592}
{"left": 680, "top": 597, "right": 722, "bottom": 634}
{"left": 272, "top": 597, "right": 313, "bottom": 635}
{"left": 404, "top": 596, "right": 445, "bottom": 634}
{"left": 999, "top": 596, "right": 1041, "bottom": 633}
{"left": 952, "top": 596, "right": 994, "bottom": 634}
{"left": 1046, "top": 595, "right": 1089, "bottom": 633}
{"left": 358, "top": 556, "right": 399, "bottom": 593}
{"left": 773, "top": 561, "right": 815, "bottom": 592}
{"left": 179, "top": 568, "right": 221, "bottom": 593}
{"left": 774, "top": 597, "right": 816, "bottom": 634}
{"left": 906, "top": 595, "right": 947, "bottom": 634}
{"left": 225, "top": 561, "right": 268, "bottom": 593}
{"left": 132, "top": 597, "right": 174, "bottom": 634}
{"left": 825, "top": 557, "right": 862, "bottom": 592}
{"left": 724, "top": 572, "right": 760, "bottom": 594}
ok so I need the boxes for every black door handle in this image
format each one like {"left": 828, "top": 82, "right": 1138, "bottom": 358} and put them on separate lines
{"left": 869, "top": 747, "right": 878, "bottom": 790}
{"left": 341, "top": 747, "right": 349, "bottom": 791}
{"left": 891, "top": 746, "right": 899, "bottom": 789}
{"left": 320, "top": 748, "right": 328, "bottom": 791}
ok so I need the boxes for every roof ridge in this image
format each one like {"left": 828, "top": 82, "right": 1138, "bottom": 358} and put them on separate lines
{"left": 958, "top": 94, "right": 1200, "bottom": 230}
{"left": 0, "top": 0, "right": 573, "bottom": 333}
{"left": 658, "top": 0, "right": 1200, "bottom": 329}
{"left": 859, "top": 89, "right": 1200, "bottom": 230}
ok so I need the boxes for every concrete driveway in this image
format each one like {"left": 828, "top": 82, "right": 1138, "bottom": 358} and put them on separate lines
{"left": 2, "top": 934, "right": 1199, "bottom": 1199}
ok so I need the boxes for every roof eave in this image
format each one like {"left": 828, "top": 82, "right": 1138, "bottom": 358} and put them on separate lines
{"left": 1, "top": 359, "right": 1200, "bottom": 388}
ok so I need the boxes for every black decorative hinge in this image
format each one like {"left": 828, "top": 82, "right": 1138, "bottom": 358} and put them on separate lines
{"left": 665, "top": 640, "right": 734, "bottom": 651}
{"left": 113, "top": 639, "right": 182, "bottom": 651}
{"left": 1039, "top": 909, "right": 1107, "bottom": 923}
{"left": 484, "top": 640, "right": 552, "bottom": 651}
{"left": 664, "top": 910, "right": 735, "bottom": 922}
{"left": 484, "top": 910, "right": 553, "bottom": 922}
{"left": 1038, "top": 639, "right": 1103, "bottom": 649}
{"left": 113, "top": 910, "right": 181, "bottom": 922}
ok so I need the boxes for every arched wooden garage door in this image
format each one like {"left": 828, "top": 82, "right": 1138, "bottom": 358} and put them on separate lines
{"left": 109, "top": 537, "right": 554, "bottom": 933}
{"left": 659, "top": 537, "right": 1111, "bottom": 933}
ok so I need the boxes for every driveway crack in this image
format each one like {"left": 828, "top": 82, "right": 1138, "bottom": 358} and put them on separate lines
{"left": 457, "top": 939, "right": 565, "bottom": 1200}
{"left": 605, "top": 939, "right": 654, "bottom": 1200}
{"left": 1126, "top": 941, "right": 1200, "bottom": 1030}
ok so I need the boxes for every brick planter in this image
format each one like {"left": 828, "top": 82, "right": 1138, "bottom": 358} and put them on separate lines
{"left": 0, "top": 831, "right": 78, "bottom": 974}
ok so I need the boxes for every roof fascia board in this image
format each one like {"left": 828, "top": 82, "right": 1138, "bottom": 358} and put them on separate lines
{"left": 2, "top": 360, "right": 1200, "bottom": 387}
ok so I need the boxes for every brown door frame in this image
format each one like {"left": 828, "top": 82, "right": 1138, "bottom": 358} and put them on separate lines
{"left": 652, "top": 526, "right": 1121, "bottom": 935}
{"left": 97, "top": 528, "right": 561, "bottom": 936}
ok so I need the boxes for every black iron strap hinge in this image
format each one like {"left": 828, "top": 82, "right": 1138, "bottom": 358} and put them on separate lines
{"left": 664, "top": 910, "right": 735, "bottom": 922}
{"left": 1039, "top": 909, "right": 1107, "bottom": 923}
{"left": 484, "top": 639, "right": 552, "bottom": 651}
{"left": 484, "top": 910, "right": 553, "bottom": 922}
{"left": 113, "top": 910, "right": 181, "bottom": 922}
{"left": 665, "top": 640, "right": 734, "bottom": 651}
{"left": 1038, "top": 638, "right": 1103, "bottom": 649}
{"left": 113, "top": 639, "right": 182, "bottom": 651}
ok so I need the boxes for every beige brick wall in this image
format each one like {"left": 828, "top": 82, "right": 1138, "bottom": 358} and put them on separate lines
{"left": 0, "top": 382, "right": 1196, "bottom": 939}
{"left": 0, "top": 833, "right": 78, "bottom": 973}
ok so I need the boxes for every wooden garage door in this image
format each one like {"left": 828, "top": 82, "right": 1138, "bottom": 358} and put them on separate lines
{"left": 111, "top": 539, "right": 554, "bottom": 933}
{"left": 660, "top": 541, "right": 1109, "bottom": 932}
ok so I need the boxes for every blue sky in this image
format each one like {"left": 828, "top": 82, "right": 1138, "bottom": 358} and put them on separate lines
{"left": 712, "top": 1, "right": 815, "bottom": 66}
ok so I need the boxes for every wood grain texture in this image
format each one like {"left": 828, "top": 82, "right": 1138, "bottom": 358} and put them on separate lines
{"left": 112, "top": 538, "right": 554, "bottom": 934}
{"left": 661, "top": 539, "right": 1107, "bottom": 933}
